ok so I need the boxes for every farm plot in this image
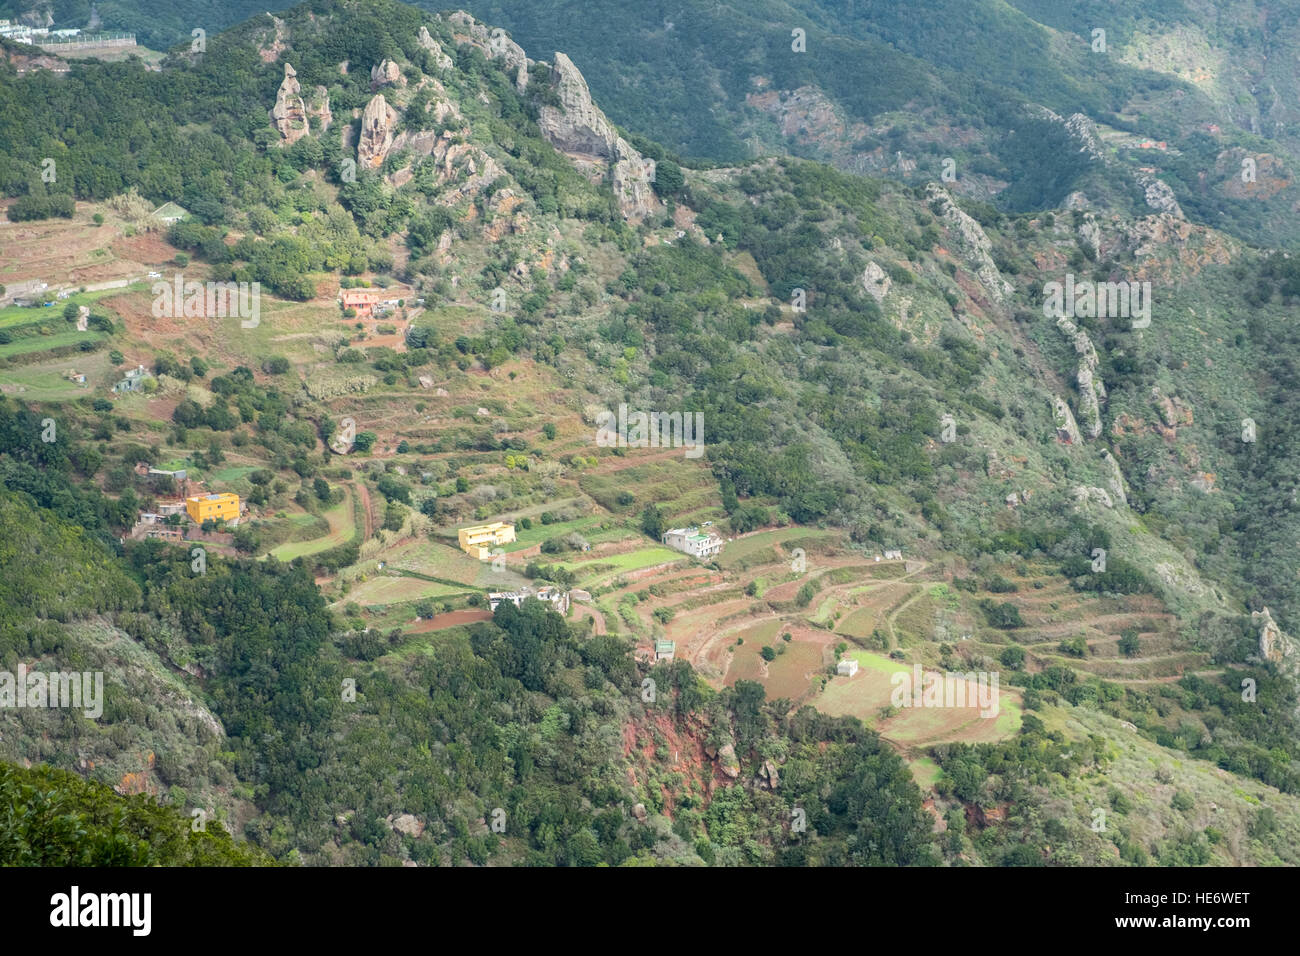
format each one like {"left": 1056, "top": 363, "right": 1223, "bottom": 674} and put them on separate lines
{"left": 817, "top": 650, "right": 1021, "bottom": 747}
{"left": 269, "top": 486, "right": 357, "bottom": 560}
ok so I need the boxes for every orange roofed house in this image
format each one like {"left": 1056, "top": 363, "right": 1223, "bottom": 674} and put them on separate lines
{"left": 340, "top": 288, "right": 384, "bottom": 319}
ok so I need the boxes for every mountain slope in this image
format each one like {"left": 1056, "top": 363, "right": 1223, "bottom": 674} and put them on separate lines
{"left": 0, "top": 0, "right": 1298, "bottom": 866}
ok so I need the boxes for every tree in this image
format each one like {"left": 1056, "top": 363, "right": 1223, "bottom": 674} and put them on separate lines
{"left": 760, "top": 645, "right": 776, "bottom": 662}
{"left": 653, "top": 160, "right": 685, "bottom": 197}
{"left": 313, "top": 478, "right": 331, "bottom": 501}
{"left": 641, "top": 504, "right": 666, "bottom": 540}
{"left": 353, "top": 432, "right": 377, "bottom": 453}
{"left": 232, "top": 526, "right": 260, "bottom": 553}
{"left": 1118, "top": 628, "right": 1140, "bottom": 657}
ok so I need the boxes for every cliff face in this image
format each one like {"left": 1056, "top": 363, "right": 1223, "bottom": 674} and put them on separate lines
{"left": 537, "top": 53, "right": 658, "bottom": 221}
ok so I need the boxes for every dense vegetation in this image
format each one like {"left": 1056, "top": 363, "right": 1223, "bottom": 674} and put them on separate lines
{"left": 0, "top": 762, "right": 274, "bottom": 865}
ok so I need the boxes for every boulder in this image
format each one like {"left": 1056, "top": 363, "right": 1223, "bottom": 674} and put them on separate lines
{"left": 717, "top": 742, "right": 740, "bottom": 779}
{"left": 389, "top": 813, "right": 425, "bottom": 837}
{"left": 1254, "top": 608, "right": 1284, "bottom": 663}
{"left": 370, "top": 58, "right": 404, "bottom": 90}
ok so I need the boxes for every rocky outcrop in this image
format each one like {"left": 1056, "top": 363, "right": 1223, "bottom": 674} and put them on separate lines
{"left": 925, "top": 184, "right": 1012, "bottom": 304}
{"left": 370, "top": 58, "right": 404, "bottom": 90}
{"left": 1254, "top": 608, "right": 1283, "bottom": 663}
{"left": 1055, "top": 313, "right": 1106, "bottom": 439}
{"left": 1052, "top": 396, "right": 1081, "bottom": 444}
{"left": 716, "top": 742, "right": 740, "bottom": 779}
{"left": 417, "top": 26, "right": 454, "bottom": 71}
{"left": 1077, "top": 214, "right": 1101, "bottom": 257}
{"left": 1136, "top": 172, "right": 1185, "bottom": 218}
{"left": 1071, "top": 485, "right": 1115, "bottom": 509}
{"left": 862, "top": 261, "right": 892, "bottom": 302}
{"left": 611, "top": 138, "right": 658, "bottom": 222}
{"left": 1249, "top": 609, "right": 1300, "bottom": 711}
{"left": 442, "top": 16, "right": 655, "bottom": 219}
{"left": 1063, "top": 112, "right": 1106, "bottom": 163}
{"left": 535, "top": 53, "right": 657, "bottom": 220}
{"left": 538, "top": 52, "right": 619, "bottom": 156}
{"left": 1101, "top": 449, "right": 1128, "bottom": 507}
{"left": 357, "top": 93, "right": 398, "bottom": 169}
{"left": 270, "top": 63, "right": 330, "bottom": 144}
{"left": 387, "top": 813, "right": 424, "bottom": 837}
{"left": 270, "top": 63, "right": 309, "bottom": 143}
{"left": 446, "top": 11, "right": 530, "bottom": 93}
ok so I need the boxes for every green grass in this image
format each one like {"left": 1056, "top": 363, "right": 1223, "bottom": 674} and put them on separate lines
{"left": 548, "top": 545, "right": 686, "bottom": 586}
{"left": 268, "top": 487, "right": 357, "bottom": 560}
{"left": 0, "top": 331, "right": 107, "bottom": 358}
{"left": 210, "top": 465, "right": 259, "bottom": 482}
{"left": 716, "top": 527, "right": 836, "bottom": 570}
{"left": 908, "top": 756, "right": 943, "bottom": 791}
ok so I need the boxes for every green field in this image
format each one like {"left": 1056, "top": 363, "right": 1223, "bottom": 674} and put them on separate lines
{"left": 549, "top": 544, "right": 685, "bottom": 586}
{"left": 268, "top": 487, "right": 358, "bottom": 560}
{"left": 0, "top": 330, "right": 107, "bottom": 358}
{"left": 338, "top": 573, "right": 465, "bottom": 607}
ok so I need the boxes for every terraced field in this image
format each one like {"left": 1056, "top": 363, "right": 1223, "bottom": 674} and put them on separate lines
{"left": 269, "top": 484, "right": 359, "bottom": 561}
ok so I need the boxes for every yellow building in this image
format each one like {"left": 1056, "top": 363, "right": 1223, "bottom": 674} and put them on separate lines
{"left": 186, "top": 492, "right": 240, "bottom": 526}
{"left": 457, "top": 521, "right": 516, "bottom": 560}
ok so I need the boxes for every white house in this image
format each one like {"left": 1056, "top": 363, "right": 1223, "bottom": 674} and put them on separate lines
{"left": 488, "top": 586, "right": 569, "bottom": 614}
{"left": 662, "top": 527, "right": 724, "bottom": 560}
{"left": 837, "top": 659, "right": 859, "bottom": 677}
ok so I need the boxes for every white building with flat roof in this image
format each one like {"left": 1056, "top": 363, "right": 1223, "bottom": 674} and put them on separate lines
{"left": 488, "top": 586, "right": 569, "bottom": 614}
{"left": 662, "top": 527, "right": 723, "bottom": 560}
